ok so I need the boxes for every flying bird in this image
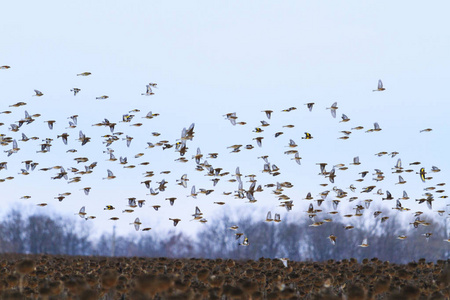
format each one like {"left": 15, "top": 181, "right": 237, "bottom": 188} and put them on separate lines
{"left": 373, "top": 79, "right": 385, "bottom": 91}
{"left": 326, "top": 102, "right": 338, "bottom": 118}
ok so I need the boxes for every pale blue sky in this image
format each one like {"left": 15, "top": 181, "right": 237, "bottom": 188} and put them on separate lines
{"left": 1, "top": 1, "right": 449, "bottom": 239}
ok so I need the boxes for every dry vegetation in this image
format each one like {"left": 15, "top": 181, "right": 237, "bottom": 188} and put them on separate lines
{"left": 0, "top": 254, "right": 448, "bottom": 299}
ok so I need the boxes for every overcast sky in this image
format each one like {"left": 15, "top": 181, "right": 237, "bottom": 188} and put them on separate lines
{"left": 1, "top": 1, "right": 449, "bottom": 240}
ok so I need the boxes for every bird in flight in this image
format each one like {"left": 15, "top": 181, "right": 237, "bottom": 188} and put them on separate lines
{"left": 373, "top": 79, "right": 385, "bottom": 91}
{"left": 141, "top": 84, "right": 155, "bottom": 96}
{"left": 326, "top": 102, "right": 338, "bottom": 118}
{"left": 305, "top": 103, "right": 315, "bottom": 112}
{"left": 70, "top": 88, "right": 81, "bottom": 96}
{"left": 33, "top": 90, "right": 44, "bottom": 97}
{"left": 359, "top": 238, "right": 369, "bottom": 247}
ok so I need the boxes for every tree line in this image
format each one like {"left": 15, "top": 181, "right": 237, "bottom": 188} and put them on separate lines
{"left": 0, "top": 209, "right": 447, "bottom": 263}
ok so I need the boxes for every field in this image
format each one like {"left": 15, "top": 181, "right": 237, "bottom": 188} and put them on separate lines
{"left": 0, "top": 254, "right": 448, "bottom": 299}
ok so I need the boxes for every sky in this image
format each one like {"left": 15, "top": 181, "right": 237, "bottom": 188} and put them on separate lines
{"left": 0, "top": 1, "right": 449, "bottom": 241}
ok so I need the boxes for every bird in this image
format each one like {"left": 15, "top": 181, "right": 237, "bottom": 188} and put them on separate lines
{"left": 282, "top": 107, "right": 296, "bottom": 112}
{"left": 262, "top": 110, "right": 273, "bottom": 119}
{"left": 326, "top": 102, "right": 338, "bottom": 118}
{"left": 77, "top": 72, "right": 91, "bottom": 76}
{"left": 57, "top": 133, "right": 69, "bottom": 145}
{"left": 359, "top": 238, "right": 369, "bottom": 247}
{"left": 350, "top": 156, "right": 360, "bottom": 165}
{"left": 224, "top": 112, "right": 237, "bottom": 125}
{"left": 130, "top": 218, "right": 142, "bottom": 231}
{"left": 274, "top": 213, "right": 281, "bottom": 223}
{"left": 141, "top": 84, "right": 154, "bottom": 96}
{"left": 70, "top": 88, "right": 81, "bottom": 96}
{"left": 33, "top": 90, "right": 43, "bottom": 97}
{"left": 340, "top": 114, "right": 350, "bottom": 122}
{"left": 82, "top": 187, "right": 91, "bottom": 195}
{"left": 44, "top": 120, "right": 56, "bottom": 130}
{"left": 75, "top": 206, "right": 86, "bottom": 218}
{"left": 431, "top": 166, "right": 441, "bottom": 173}
{"left": 302, "top": 132, "right": 313, "bottom": 139}
{"left": 78, "top": 131, "right": 91, "bottom": 145}
{"left": 253, "top": 137, "right": 263, "bottom": 147}
{"left": 396, "top": 175, "right": 406, "bottom": 184}
{"left": 418, "top": 167, "right": 426, "bottom": 182}
{"left": 373, "top": 79, "right": 385, "bottom": 91}
{"left": 292, "top": 153, "right": 302, "bottom": 165}
{"left": 328, "top": 235, "right": 337, "bottom": 245}
{"left": 366, "top": 122, "right": 382, "bottom": 132}
{"left": 103, "top": 169, "right": 116, "bottom": 180}
{"left": 191, "top": 206, "right": 203, "bottom": 220}
{"left": 239, "top": 237, "right": 249, "bottom": 246}
{"left": 382, "top": 191, "right": 394, "bottom": 200}
{"left": 305, "top": 103, "right": 315, "bottom": 112}
{"left": 165, "top": 197, "right": 177, "bottom": 206}
{"left": 169, "top": 218, "right": 181, "bottom": 226}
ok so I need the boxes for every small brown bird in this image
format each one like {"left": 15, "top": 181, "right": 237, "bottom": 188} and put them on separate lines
{"left": 328, "top": 234, "right": 337, "bottom": 245}
{"left": 305, "top": 103, "right": 314, "bottom": 112}
{"left": 373, "top": 79, "right": 385, "bottom": 91}
{"left": 359, "top": 238, "right": 369, "bottom": 247}
{"left": 33, "top": 90, "right": 43, "bottom": 97}
{"left": 326, "top": 102, "right": 338, "bottom": 118}
{"left": 70, "top": 88, "right": 81, "bottom": 96}
{"left": 169, "top": 218, "right": 181, "bottom": 226}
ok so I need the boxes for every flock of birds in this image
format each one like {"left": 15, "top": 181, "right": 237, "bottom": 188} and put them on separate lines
{"left": 0, "top": 66, "right": 449, "bottom": 250}
{"left": 2, "top": 254, "right": 449, "bottom": 299}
